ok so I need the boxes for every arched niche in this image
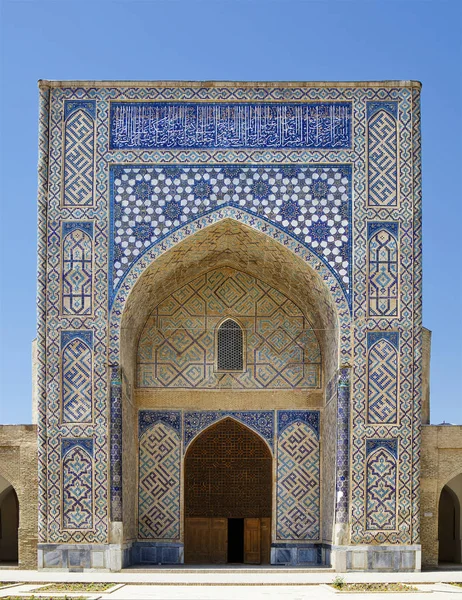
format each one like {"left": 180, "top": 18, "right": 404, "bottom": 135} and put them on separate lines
{"left": 0, "top": 474, "right": 19, "bottom": 563}
{"left": 184, "top": 417, "right": 272, "bottom": 564}
{"left": 111, "top": 215, "right": 349, "bottom": 542}
{"left": 438, "top": 473, "right": 462, "bottom": 564}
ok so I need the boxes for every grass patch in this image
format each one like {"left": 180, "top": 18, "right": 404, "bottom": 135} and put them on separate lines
{"left": 31, "top": 583, "right": 115, "bottom": 592}
{"left": 0, "top": 583, "right": 17, "bottom": 588}
{"left": 447, "top": 582, "right": 462, "bottom": 588}
{"left": 330, "top": 582, "right": 418, "bottom": 593}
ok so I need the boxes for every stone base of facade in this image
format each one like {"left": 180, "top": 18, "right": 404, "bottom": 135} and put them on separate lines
{"left": 331, "top": 545, "right": 421, "bottom": 572}
{"left": 132, "top": 542, "right": 184, "bottom": 565}
{"left": 38, "top": 543, "right": 132, "bottom": 572}
{"left": 270, "top": 544, "right": 330, "bottom": 566}
{"left": 38, "top": 542, "right": 421, "bottom": 572}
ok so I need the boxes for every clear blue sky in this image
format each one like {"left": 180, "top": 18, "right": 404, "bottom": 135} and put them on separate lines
{"left": 0, "top": 0, "right": 461, "bottom": 424}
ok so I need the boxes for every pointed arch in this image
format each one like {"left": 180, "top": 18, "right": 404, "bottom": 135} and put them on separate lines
{"left": 216, "top": 318, "right": 244, "bottom": 372}
{"left": 367, "top": 336, "right": 398, "bottom": 424}
{"left": 62, "top": 226, "right": 93, "bottom": 315}
{"left": 365, "top": 445, "right": 397, "bottom": 531}
{"left": 63, "top": 108, "right": 95, "bottom": 207}
{"left": 0, "top": 475, "right": 19, "bottom": 562}
{"left": 184, "top": 413, "right": 273, "bottom": 456}
{"left": 62, "top": 442, "right": 93, "bottom": 530}
{"left": 184, "top": 417, "right": 272, "bottom": 519}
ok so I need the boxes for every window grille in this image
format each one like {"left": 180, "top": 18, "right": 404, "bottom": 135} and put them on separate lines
{"left": 217, "top": 319, "right": 243, "bottom": 371}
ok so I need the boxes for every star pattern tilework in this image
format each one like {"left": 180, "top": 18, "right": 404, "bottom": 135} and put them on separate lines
{"left": 109, "top": 164, "right": 352, "bottom": 305}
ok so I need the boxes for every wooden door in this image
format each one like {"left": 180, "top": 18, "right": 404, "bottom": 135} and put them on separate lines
{"left": 210, "top": 518, "right": 227, "bottom": 564}
{"left": 260, "top": 517, "right": 271, "bottom": 565}
{"left": 244, "top": 518, "right": 261, "bottom": 564}
{"left": 185, "top": 518, "right": 211, "bottom": 564}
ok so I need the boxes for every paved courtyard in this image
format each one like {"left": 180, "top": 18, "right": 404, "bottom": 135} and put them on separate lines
{"left": 1, "top": 568, "right": 462, "bottom": 599}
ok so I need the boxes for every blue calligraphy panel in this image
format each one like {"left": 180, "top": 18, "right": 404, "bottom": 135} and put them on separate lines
{"left": 110, "top": 102, "right": 352, "bottom": 150}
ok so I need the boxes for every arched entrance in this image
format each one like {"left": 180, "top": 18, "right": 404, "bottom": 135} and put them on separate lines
{"left": 0, "top": 475, "right": 19, "bottom": 564}
{"left": 438, "top": 474, "right": 462, "bottom": 564}
{"left": 184, "top": 418, "right": 272, "bottom": 564}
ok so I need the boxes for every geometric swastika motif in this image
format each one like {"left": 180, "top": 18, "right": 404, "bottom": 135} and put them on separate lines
{"left": 276, "top": 421, "right": 320, "bottom": 540}
{"left": 64, "top": 109, "right": 94, "bottom": 206}
{"left": 366, "top": 447, "right": 397, "bottom": 530}
{"left": 367, "top": 339, "right": 398, "bottom": 424}
{"left": 62, "top": 339, "right": 92, "bottom": 423}
{"left": 368, "top": 109, "right": 398, "bottom": 206}
{"left": 62, "top": 227, "right": 93, "bottom": 316}
{"left": 62, "top": 445, "right": 93, "bottom": 530}
{"left": 138, "top": 422, "right": 181, "bottom": 539}
{"left": 368, "top": 228, "right": 398, "bottom": 317}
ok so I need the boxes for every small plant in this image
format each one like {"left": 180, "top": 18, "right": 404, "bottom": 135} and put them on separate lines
{"left": 332, "top": 575, "right": 346, "bottom": 589}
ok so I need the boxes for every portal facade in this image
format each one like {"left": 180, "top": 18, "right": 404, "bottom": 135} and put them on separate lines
{"left": 35, "top": 80, "right": 423, "bottom": 571}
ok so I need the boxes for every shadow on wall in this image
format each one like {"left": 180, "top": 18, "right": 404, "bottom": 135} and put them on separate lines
{"left": 439, "top": 473, "right": 462, "bottom": 564}
{"left": 0, "top": 474, "right": 19, "bottom": 563}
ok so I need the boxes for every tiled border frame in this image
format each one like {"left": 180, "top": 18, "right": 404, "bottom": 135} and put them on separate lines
{"left": 36, "top": 83, "right": 421, "bottom": 547}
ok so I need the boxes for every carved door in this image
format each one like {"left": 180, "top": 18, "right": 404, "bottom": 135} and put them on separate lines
{"left": 210, "top": 518, "right": 227, "bottom": 564}
{"left": 260, "top": 517, "right": 271, "bottom": 565}
{"left": 244, "top": 518, "right": 261, "bottom": 564}
{"left": 185, "top": 518, "right": 211, "bottom": 564}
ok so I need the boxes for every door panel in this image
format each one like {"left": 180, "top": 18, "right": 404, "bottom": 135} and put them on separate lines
{"left": 244, "top": 518, "right": 261, "bottom": 564}
{"left": 210, "top": 518, "right": 227, "bottom": 564}
{"left": 260, "top": 517, "right": 271, "bottom": 565}
{"left": 185, "top": 518, "right": 211, "bottom": 564}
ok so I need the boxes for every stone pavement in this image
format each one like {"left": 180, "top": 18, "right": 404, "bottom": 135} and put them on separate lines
{"left": 0, "top": 568, "right": 462, "bottom": 599}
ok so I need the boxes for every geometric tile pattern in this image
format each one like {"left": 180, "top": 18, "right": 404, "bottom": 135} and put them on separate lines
{"left": 335, "top": 368, "right": 350, "bottom": 524}
{"left": 367, "top": 102, "right": 398, "bottom": 207}
{"left": 63, "top": 101, "right": 95, "bottom": 206}
{"left": 110, "top": 164, "right": 352, "bottom": 304}
{"left": 138, "top": 422, "right": 181, "bottom": 540}
{"left": 366, "top": 441, "right": 398, "bottom": 531}
{"left": 62, "top": 222, "right": 93, "bottom": 316}
{"left": 110, "top": 367, "right": 122, "bottom": 521}
{"left": 350, "top": 87, "right": 420, "bottom": 546}
{"left": 139, "top": 410, "right": 182, "bottom": 437}
{"left": 184, "top": 410, "right": 274, "bottom": 452}
{"left": 36, "top": 82, "right": 422, "bottom": 549}
{"left": 277, "top": 410, "right": 320, "bottom": 437}
{"left": 277, "top": 418, "right": 320, "bottom": 540}
{"left": 110, "top": 102, "right": 352, "bottom": 150}
{"left": 367, "top": 333, "right": 399, "bottom": 424}
{"left": 62, "top": 439, "right": 93, "bottom": 530}
{"left": 61, "top": 333, "right": 92, "bottom": 423}
{"left": 137, "top": 267, "right": 321, "bottom": 389}
{"left": 367, "top": 222, "right": 399, "bottom": 317}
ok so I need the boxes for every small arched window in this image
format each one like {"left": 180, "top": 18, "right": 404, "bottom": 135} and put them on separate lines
{"left": 217, "top": 319, "right": 244, "bottom": 371}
